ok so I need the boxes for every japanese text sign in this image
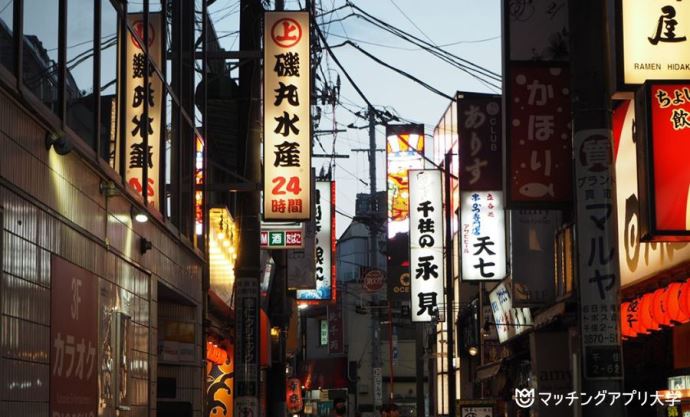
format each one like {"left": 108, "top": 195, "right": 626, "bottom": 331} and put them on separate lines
{"left": 460, "top": 191, "right": 507, "bottom": 281}
{"left": 458, "top": 93, "right": 502, "bottom": 190}
{"left": 297, "top": 181, "right": 335, "bottom": 301}
{"left": 327, "top": 303, "right": 344, "bottom": 354}
{"left": 635, "top": 82, "right": 690, "bottom": 239}
{"left": 123, "top": 13, "right": 163, "bottom": 209}
{"left": 409, "top": 170, "right": 445, "bottom": 322}
{"left": 618, "top": 0, "right": 690, "bottom": 88}
{"left": 507, "top": 63, "right": 572, "bottom": 206}
{"left": 504, "top": 0, "right": 569, "bottom": 61}
{"left": 263, "top": 12, "right": 311, "bottom": 221}
{"left": 50, "top": 256, "right": 98, "bottom": 416}
{"left": 488, "top": 279, "right": 533, "bottom": 343}
{"left": 613, "top": 100, "right": 690, "bottom": 288}
{"left": 387, "top": 124, "right": 425, "bottom": 238}
{"left": 574, "top": 122, "right": 623, "bottom": 378}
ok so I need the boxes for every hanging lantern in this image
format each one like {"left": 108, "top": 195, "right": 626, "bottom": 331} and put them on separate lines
{"left": 628, "top": 298, "right": 646, "bottom": 335}
{"left": 621, "top": 302, "right": 637, "bottom": 338}
{"left": 665, "top": 282, "right": 690, "bottom": 323}
{"left": 651, "top": 287, "right": 671, "bottom": 327}
{"left": 639, "top": 293, "right": 660, "bottom": 331}
{"left": 680, "top": 279, "right": 690, "bottom": 317}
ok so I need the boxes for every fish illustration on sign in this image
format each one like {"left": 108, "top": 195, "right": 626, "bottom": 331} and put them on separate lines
{"left": 519, "top": 182, "right": 554, "bottom": 198}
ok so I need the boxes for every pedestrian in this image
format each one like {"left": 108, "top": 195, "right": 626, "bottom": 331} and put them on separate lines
{"left": 380, "top": 403, "right": 400, "bottom": 417}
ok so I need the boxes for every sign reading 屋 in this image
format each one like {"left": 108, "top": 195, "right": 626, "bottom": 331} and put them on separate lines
{"left": 263, "top": 12, "right": 311, "bottom": 221}
{"left": 619, "top": 0, "right": 690, "bottom": 89}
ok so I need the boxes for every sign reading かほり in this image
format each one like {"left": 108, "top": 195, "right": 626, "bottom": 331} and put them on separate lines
{"left": 263, "top": 12, "right": 311, "bottom": 221}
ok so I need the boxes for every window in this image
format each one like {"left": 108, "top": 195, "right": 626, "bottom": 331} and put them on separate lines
{"left": 100, "top": 2, "right": 119, "bottom": 164}
{"left": 320, "top": 319, "right": 328, "bottom": 347}
{"left": 66, "top": 0, "right": 96, "bottom": 148}
{"left": 22, "top": 0, "right": 60, "bottom": 113}
{"left": 0, "top": 0, "right": 14, "bottom": 71}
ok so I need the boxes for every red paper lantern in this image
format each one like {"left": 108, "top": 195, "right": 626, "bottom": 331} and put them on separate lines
{"left": 680, "top": 279, "right": 690, "bottom": 317}
{"left": 621, "top": 302, "right": 637, "bottom": 338}
{"left": 651, "top": 287, "right": 671, "bottom": 326}
{"left": 665, "top": 282, "right": 690, "bottom": 323}
{"left": 639, "top": 293, "right": 660, "bottom": 331}
{"left": 628, "top": 298, "right": 646, "bottom": 335}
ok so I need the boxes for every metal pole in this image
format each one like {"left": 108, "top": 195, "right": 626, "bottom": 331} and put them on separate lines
{"left": 415, "top": 323, "right": 425, "bottom": 417}
{"left": 444, "top": 153, "right": 456, "bottom": 417}
{"left": 569, "top": 1, "right": 624, "bottom": 416}
{"left": 388, "top": 302, "right": 394, "bottom": 400}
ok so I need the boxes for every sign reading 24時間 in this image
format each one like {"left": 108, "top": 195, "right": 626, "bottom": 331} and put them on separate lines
{"left": 264, "top": 12, "right": 311, "bottom": 221}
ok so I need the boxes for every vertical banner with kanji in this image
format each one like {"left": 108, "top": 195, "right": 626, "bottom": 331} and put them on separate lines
{"left": 235, "top": 277, "right": 260, "bottom": 417}
{"left": 457, "top": 93, "right": 502, "bottom": 191}
{"left": 506, "top": 63, "right": 572, "bottom": 206}
{"left": 636, "top": 82, "right": 690, "bottom": 239}
{"left": 263, "top": 12, "right": 311, "bottom": 221}
{"left": 408, "top": 170, "right": 445, "bottom": 322}
{"left": 50, "top": 256, "right": 98, "bottom": 417}
{"left": 297, "top": 181, "right": 335, "bottom": 301}
{"left": 327, "top": 302, "right": 344, "bottom": 354}
{"left": 460, "top": 191, "right": 507, "bottom": 281}
{"left": 574, "top": 126, "right": 623, "bottom": 380}
{"left": 122, "top": 13, "right": 163, "bottom": 209}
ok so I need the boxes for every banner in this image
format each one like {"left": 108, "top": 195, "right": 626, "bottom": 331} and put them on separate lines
{"left": 50, "top": 256, "right": 98, "bottom": 417}
{"left": 327, "top": 302, "right": 344, "bottom": 354}
{"left": 488, "top": 279, "right": 532, "bottom": 343}
{"left": 297, "top": 181, "right": 335, "bottom": 301}
{"left": 506, "top": 63, "right": 572, "bottom": 206}
{"left": 460, "top": 191, "right": 507, "bottom": 281}
{"left": 122, "top": 13, "right": 163, "bottom": 208}
{"left": 263, "top": 12, "right": 311, "bottom": 221}
{"left": 635, "top": 82, "right": 690, "bottom": 239}
{"left": 457, "top": 93, "right": 502, "bottom": 190}
{"left": 409, "top": 170, "right": 445, "bottom": 322}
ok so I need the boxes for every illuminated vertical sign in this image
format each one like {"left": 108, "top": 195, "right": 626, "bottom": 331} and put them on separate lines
{"left": 409, "top": 170, "right": 445, "bottom": 322}
{"left": 195, "top": 135, "right": 204, "bottom": 237}
{"left": 386, "top": 124, "right": 425, "bottom": 238}
{"left": 618, "top": 0, "right": 690, "bottom": 89}
{"left": 263, "top": 12, "right": 311, "bottom": 221}
{"left": 460, "top": 191, "right": 507, "bottom": 281}
{"left": 123, "top": 13, "right": 163, "bottom": 209}
{"left": 635, "top": 82, "right": 690, "bottom": 239}
{"left": 488, "top": 279, "right": 533, "bottom": 343}
{"left": 297, "top": 181, "right": 335, "bottom": 301}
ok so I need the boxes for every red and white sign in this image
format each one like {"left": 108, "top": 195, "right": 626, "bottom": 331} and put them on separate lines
{"left": 121, "top": 13, "right": 163, "bottom": 209}
{"left": 263, "top": 12, "right": 311, "bottom": 221}
{"left": 50, "top": 256, "right": 98, "bottom": 417}
{"left": 637, "top": 82, "right": 690, "bottom": 239}
{"left": 286, "top": 377, "right": 304, "bottom": 413}
{"left": 362, "top": 268, "right": 385, "bottom": 293}
{"left": 507, "top": 63, "right": 572, "bottom": 206}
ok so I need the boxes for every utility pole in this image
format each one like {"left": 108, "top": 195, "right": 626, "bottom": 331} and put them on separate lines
{"left": 443, "top": 152, "right": 456, "bottom": 417}
{"left": 368, "top": 104, "right": 384, "bottom": 410}
{"left": 570, "top": 1, "right": 624, "bottom": 417}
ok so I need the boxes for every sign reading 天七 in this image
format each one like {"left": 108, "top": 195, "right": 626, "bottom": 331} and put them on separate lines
{"left": 263, "top": 12, "right": 311, "bottom": 221}
{"left": 460, "top": 191, "right": 507, "bottom": 281}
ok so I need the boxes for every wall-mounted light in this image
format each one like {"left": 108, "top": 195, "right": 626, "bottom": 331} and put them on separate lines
{"left": 140, "top": 237, "right": 152, "bottom": 254}
{"left": 298, "top": 304, "right": 309, "bottom": 310}
{"left": 468, "top": 346, "right": 479, "bottom": 357}
{"left": 45, "top": 132, "right": 73, "bottom": 155}
{"left": 131, "top": 207, "right": 149, "bottom": 223}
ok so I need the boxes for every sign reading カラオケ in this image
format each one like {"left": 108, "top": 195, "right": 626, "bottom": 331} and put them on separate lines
{"left": 409, "top": 170, "right": 445, "bottom": 322}
{"left": 263, "top": 12, "right": 311, "bottom": 221}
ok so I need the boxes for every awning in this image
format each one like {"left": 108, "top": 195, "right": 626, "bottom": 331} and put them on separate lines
{"left": 476, "top": 361, "right": 503, "bottom": 381}
{"left": 533, "top": 301, "right": 567, "bottom": 329}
